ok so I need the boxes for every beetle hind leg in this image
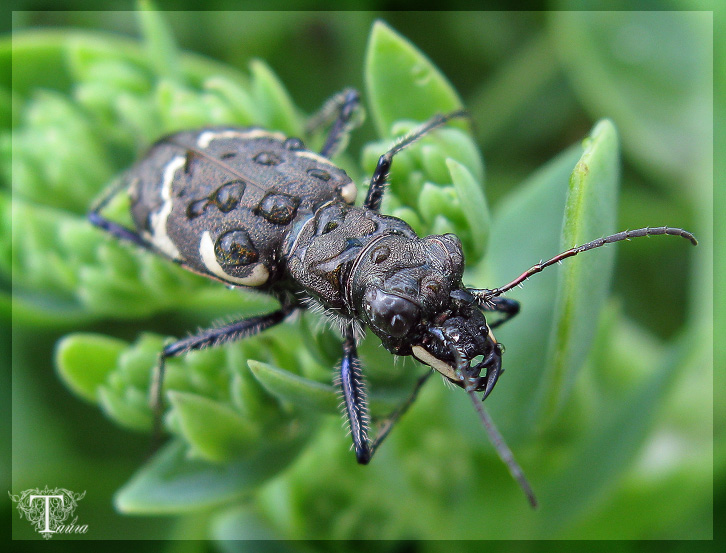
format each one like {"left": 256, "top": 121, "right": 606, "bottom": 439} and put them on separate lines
{"left": 88, "top": 175, "right": 154, "bottom": 250}
{"left": 306, "top": 88, "right": 363, "bottom": 159}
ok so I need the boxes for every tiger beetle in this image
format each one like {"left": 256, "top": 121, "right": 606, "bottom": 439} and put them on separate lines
{"left": 89, "top": 88, "right": 697, "bottom": 508}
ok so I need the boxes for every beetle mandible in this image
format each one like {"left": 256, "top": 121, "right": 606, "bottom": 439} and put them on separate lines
{"left": 90, "top": 88, "right": 697, "bottom": 507}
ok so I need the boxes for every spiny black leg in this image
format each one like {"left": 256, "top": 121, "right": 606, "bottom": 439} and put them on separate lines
{"left": 481, "top": 297, "right": 520, "bottom": 329}
{"left": 340, "top": 326, "right": 435, "bottom": 463}
{"left": 89, "top": 174, "right": 185, "bottom": 265}
{"left": 305, "top": 88, "right": 362, "bottom": 159}
{"left": 88, "top": 211, "right": 152, "bottom": 249}
{"left": 90, "top": 177, "right": 203, "bottom": 271}
{"left": 340, "top": 325, "right": 371, "bottom": 464}
{"left": 364, "top": 110, "right": 468, "bottom": 212}
{"left": 150, "top": 307, "right": 294, "bottom": 441}
{"left": 451, "top": 345, "right": 538, "bottom": 507}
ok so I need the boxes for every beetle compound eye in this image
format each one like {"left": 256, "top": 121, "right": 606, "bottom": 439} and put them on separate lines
{"left": 365, "top": 288, "right": 420, "bottom": 338}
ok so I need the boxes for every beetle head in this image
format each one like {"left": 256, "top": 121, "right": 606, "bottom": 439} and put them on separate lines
{"left": 351, "top": 232, "right": 501, "bottom": 395}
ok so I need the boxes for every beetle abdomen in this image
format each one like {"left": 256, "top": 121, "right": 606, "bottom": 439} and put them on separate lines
{"left": 128, "top": 127, "right": 357, "bottom": 288}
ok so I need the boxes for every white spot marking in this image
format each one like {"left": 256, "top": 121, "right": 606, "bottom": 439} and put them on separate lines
{"left": 196, "top": 129, "right": 286, "bottom": 148}
{"left": 412, "top": 346, "right": 459, "bottom": 382}
{"left": 339, "top": 182, "right": 357, "bottom": 204}
{"left": 199, "top": 231, "right": 269, "bottom": 286}
{"left": 294, "top": 150, "right": 336, "bottom": 166}
{"left": 149, "top": 155, "right": 185, "bottom": 259}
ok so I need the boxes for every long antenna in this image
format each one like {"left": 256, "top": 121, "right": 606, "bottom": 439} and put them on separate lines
{"left": 471, "top": 226, "right": 697, "bottom": 303}
{"left": 452, "top": 343, "right": 538, "bottom": 508}
{"left": 467, "top": 389, "right": 538, "bottom": 508}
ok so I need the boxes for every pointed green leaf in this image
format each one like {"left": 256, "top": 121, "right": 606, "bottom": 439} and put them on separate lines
{"left": 417, "top": 183, "right": 462, "bottom": 227}
{"left": 156, "top": 79, "right": 219, "bottom": 132}
{"left": 115, "top": 431, "right": 309, "bottom": 514}
{"left": 0, "top": 193, "right": 9, "bottom": 271}
{"left": 250, "top": 59, "right": 301, "bottom": 136}
{"left": 478, "top": 144, "right": 582, "bottom": 441}
{"left": 203, "top": 75, "right": 258, "bottom": 125}
{"left": 537, "top": 327, "right": 704, "bottom": 534}
{"left": 211, "top": 505, "right": 282, "bottom": 541}
{"left": 549, "top": 12, "right": 710, "bottom": 186}
{"left": 137, "top": 1, "right": 182, "bottom": 82}
{"left": 55, "top": 333, "right": 127, "bottom": 402}
{"left": 365, "top": 20, "right": 463, "bottom": 136}
{"left": 168, "top": 391, "right": 260, "bottom": 463}
{"left": 540, "top": 119, "right": 619, "bottom": 423}
{"left": 447, "top": 158, "right": 490, "bottom": 261}
{"left": 98, "top": 384, "right": 153, "bottom": 431}
{"left": 12, "top": 90, "right": 113, "bottom": 211}
{"left": 116, "top": 333, "right": 164, "bottom": 390}
{"left": 248, "top": 360, "right": 339, "bottom": 414}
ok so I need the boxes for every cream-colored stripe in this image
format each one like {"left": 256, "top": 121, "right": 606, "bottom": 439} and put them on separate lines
{"left": 149, "top": 155, "right": 185, "bottom": 259}
{"left": 294, "top": 150, "right": 336, "bottom": 166}
{"left": 196, "top": 129, "right": 286, "bottom": 148}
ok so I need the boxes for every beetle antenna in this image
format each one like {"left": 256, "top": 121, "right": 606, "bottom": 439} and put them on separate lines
{"left": 387, "top": 109, "right": 469, "bottom": 157}
{"left": 471, "top": 226, "right": 697, "bottom": 303}
{"left": 466, "top": 389, "right": 538, "bottom": 508}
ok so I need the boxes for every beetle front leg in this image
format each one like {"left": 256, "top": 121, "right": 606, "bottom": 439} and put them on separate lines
{"left": 369, "top": 370, "right": 432, "bottom": 454}
{"left": 481, "top": 296, "right": 520, "bottom": 329}
{"left": 339, "top": 326, "right": 434, "bottom": 464}
{"left": 364, "top": 110, "right": 468, "bottom": 212}
{"left": 340, "top": 325, "right": 372, "bottom": 464}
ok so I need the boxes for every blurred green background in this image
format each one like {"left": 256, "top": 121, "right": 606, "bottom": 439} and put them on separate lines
{"left": 4, "top": 5, "right": 718, "bottom": 550}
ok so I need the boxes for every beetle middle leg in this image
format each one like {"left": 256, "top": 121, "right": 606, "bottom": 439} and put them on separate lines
{"left": 150, "top": 306, "right": 296, "bottom": 440}
{"left": 339, "top": 324, "right": 434, "bottom": 464}
{"left": 364, "top": 110, "right": 468, "bottom": 212}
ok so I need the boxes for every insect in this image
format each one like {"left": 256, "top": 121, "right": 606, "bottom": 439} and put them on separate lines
{"left": 89, "top": 88, "right": 697, "bottom": 507}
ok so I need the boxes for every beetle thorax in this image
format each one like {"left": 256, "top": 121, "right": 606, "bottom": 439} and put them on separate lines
{"left": 348, "top": 232, "right": 465, "bottom": 354}
{"left": 285, "top": 201, "right": 466, "bottom": 353}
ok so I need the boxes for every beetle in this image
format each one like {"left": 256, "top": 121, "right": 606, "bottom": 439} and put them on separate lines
{"left": 89, "top": 88, "right": 697, "bottom": 507}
